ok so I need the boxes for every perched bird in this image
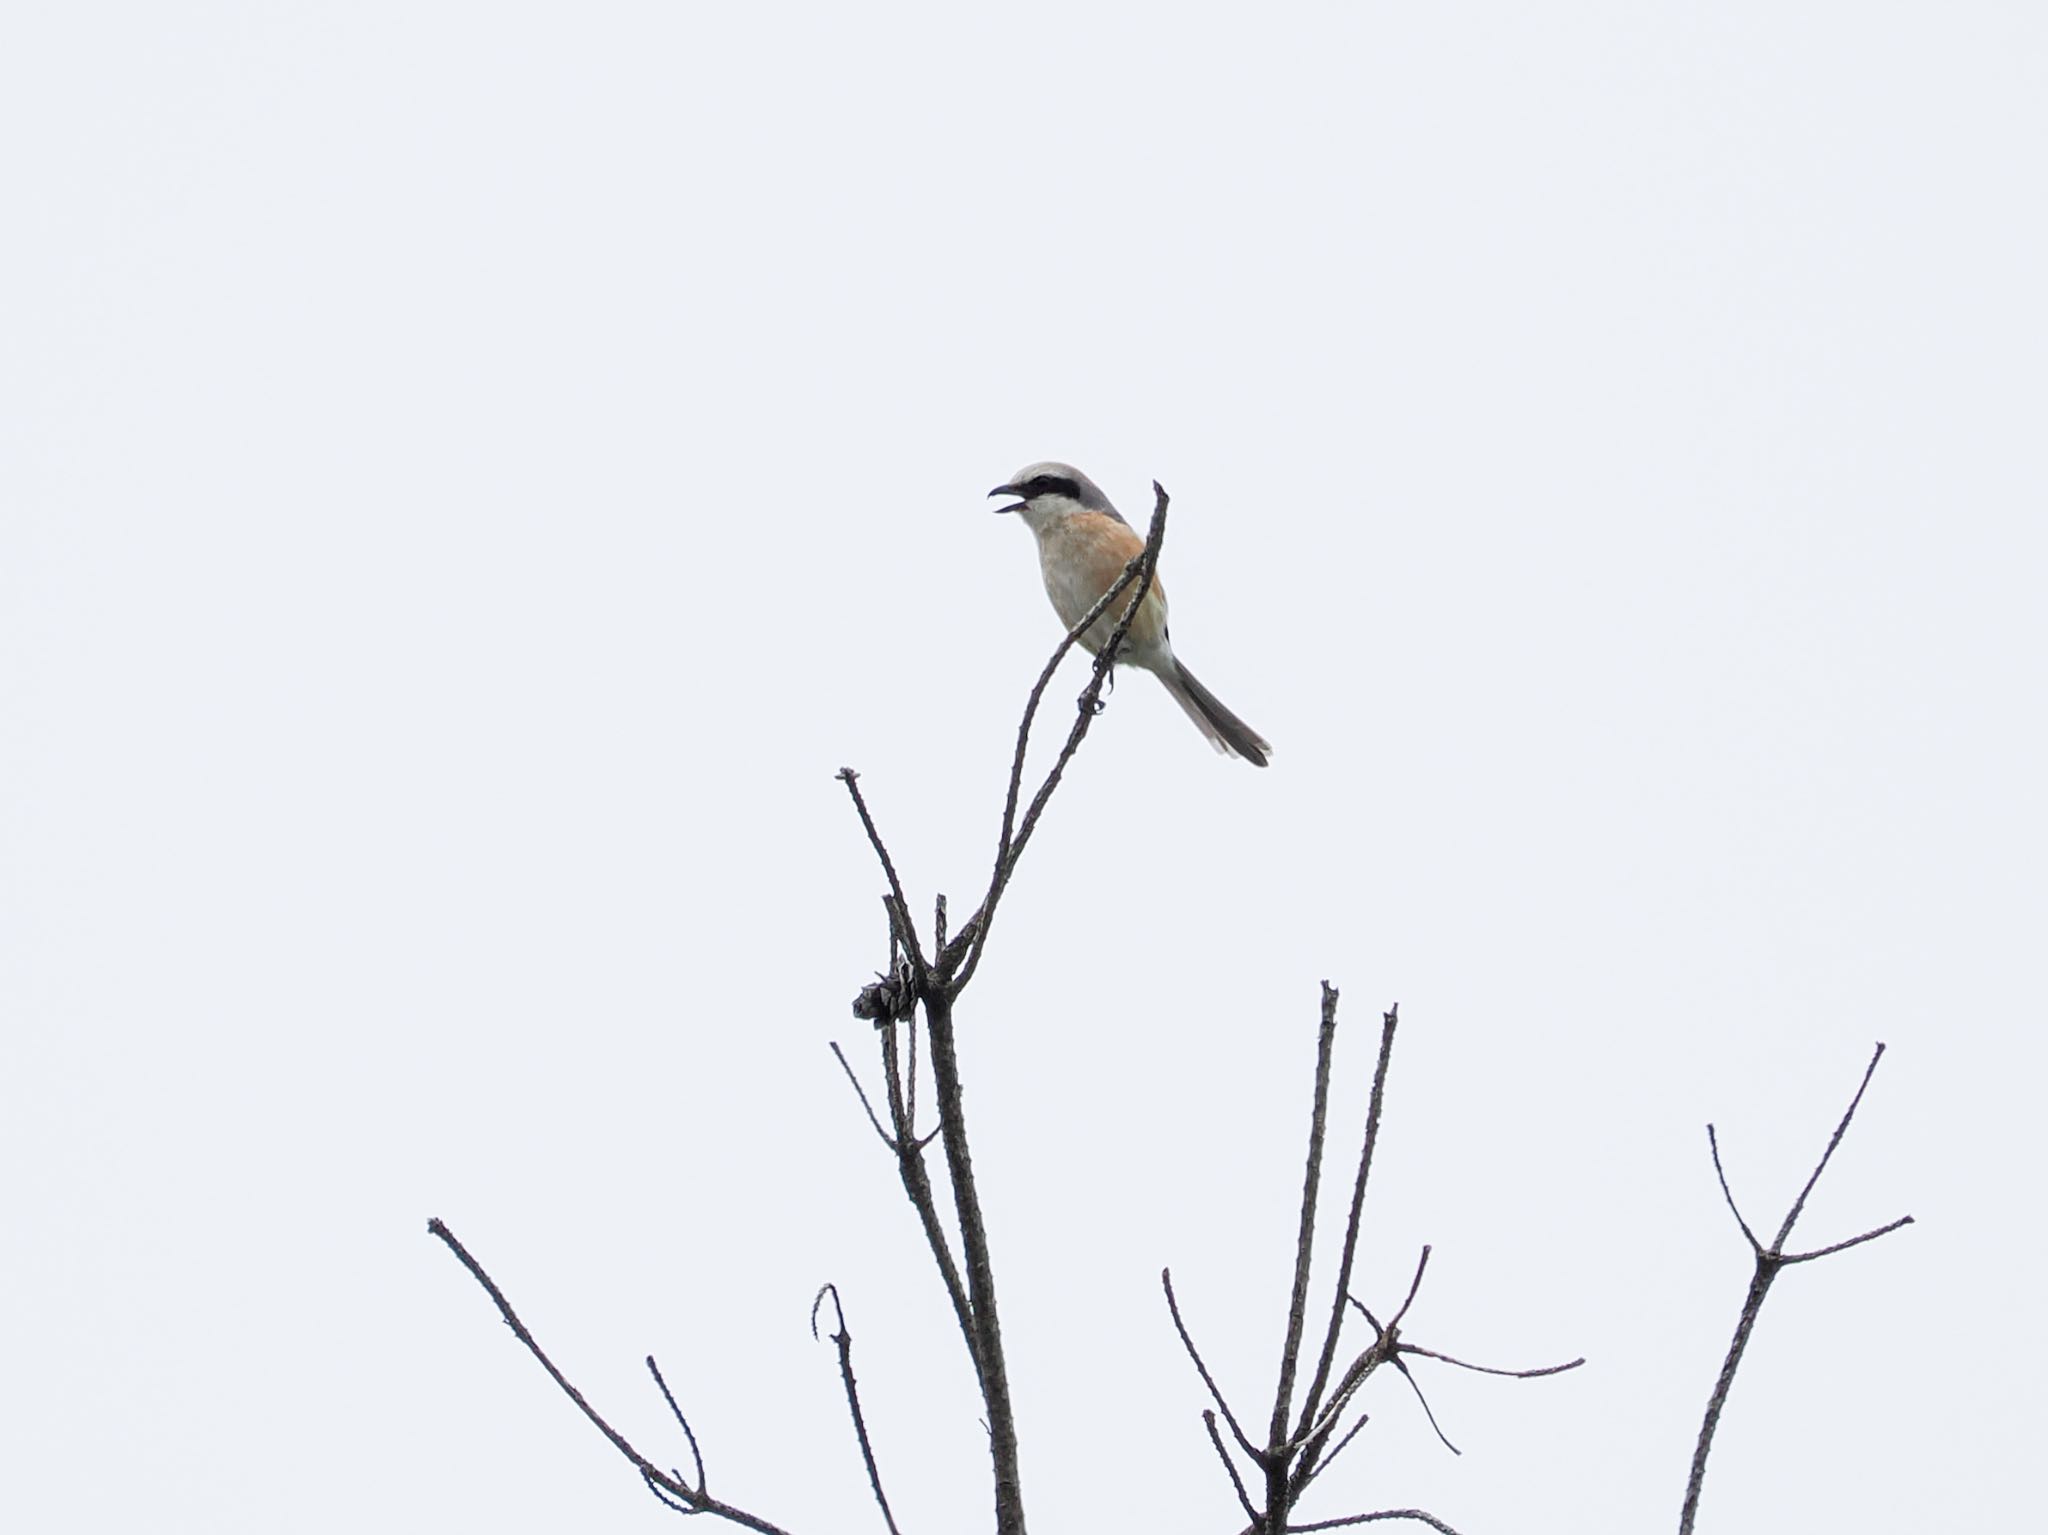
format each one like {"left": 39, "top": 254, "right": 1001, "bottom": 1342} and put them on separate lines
{"left": 989, "top": 462, "right": 1270, "bottom": 766}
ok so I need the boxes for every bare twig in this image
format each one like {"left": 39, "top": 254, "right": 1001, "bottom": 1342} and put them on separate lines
{"left": 1706, "top": 1126, "right": 1763, "bottom": 1254}
{"left": 811, "top": 1285, "right": 902, "bottom": 1535}
{"left": 1679, "top": 1043, "right": 1913, "bottom": 1535}
{"left": 1389, "top": 1359, "right": 1460, "bottom": 1456}
{"left": 1295, "top": 1005, "right": 1401, "bottom": 1443}
{"left": 830, "top": 1041, "right": 898, "bottom": 1150}
{"left": 1770, "top": 1044, "right": 1887, "bottom": 1251}
{"left": 427, "top": 1218, "right": 796, "bottom": 1535}
{"left": 1163, "top": 1268, "right": 1263, "bottom": 1462}
{"left": 1781, "top": 1214, "right": 1915, "bottom": 1264}
{"left": 1271, "top": 984, "right": 1344, "bottom": 1457}
{"left": 837, "top": 769, "right": 928, "bottom": 983}
{"left": 1399, "top": 1345, "right": 1585, "bottom": 1380}
{"left": 1299, "top": 1409, "right": 1372, "bottom": 1490}
{"left": 1284, "top": 1329, "right": 1394, "bottom": 1467}
{"left": 1287, "top": 1511, "right": 1466, "bottom": 1534}
{"left": 1301, "top": 1310, "right": 1583, "bottom": 1470}
{"left": 1205, "top": 1411, "right": 1261, "bottom": 1523}
{"left": 1388, "top": 1246, "right": 1431, "bottom": 1331}
{"left": 945, "top": 485, "right": 1170, "bottom": 992}
{"left": 646, "top": 1356, "right": 707, "bottom": 1495}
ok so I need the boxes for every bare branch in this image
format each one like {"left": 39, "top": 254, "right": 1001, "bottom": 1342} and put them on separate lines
{"left": 924, "top": 988, "right": 1023, "bottom": 1533}
{"left": 645, "top": 1470, "right": 694, "bottom": 1513}
{"left": 828, "top": 486, "right": 1171, "bottom": 1535}
{"left": 1681, "top": 1263, "right": 1774, "bottom": 1535}
{"left": 1679, "top": 1044, "right": 1913, "bottom": 1535}
{"left": 1706, "top": 1125, "right": 1763, "bottom": 1255}
{"left": 1271, "top": 983, "right": 1343, "bottom": 1456}
{"left": 945, "top": 486, "right": 1170, "bottom": 993}
{"left": 1771, "top": 1042, "right": 1887, "bottom": 1252}
{"left": 836, "top": 769, "right": 927, "bottom": 981}
{"left": 1388, "top": 1246, "right": 1431, "bottom": 1333}
{"left": 646, "top": 1356, "right": 707, "bottom": 1496}
{"left": 1205, "top": 1410, "right": 1261, "bottom": 1524}
{"left": 1400, "top": 1345, "right": 1585, "bottom": 1380}
{"left": 1284, "top": 1318, "right": 1399, "bottom": 1466}
{"left": 810, "top": 1285, "right": 902, "bottom": 1535}
{"left": 818, "top": 486, "right": 1176, "bottom": 1535}
{"left": 1163, "top": 1267, "right": 1263, "bottom": 1464}
{"left": 427, "top": 1219, "right": 796, "bottom": 1535}
{"left": 1287, "top": 1510, "right": 1466, "bottom": 1534}
{"left": 1295, "top": 1005, "right": 1401, "bottom": 1442}
{"left": 830, "top": 1041, "right": 899, "bottom": 1150}
{"left": 905, "top": 1004, "right": 920, "bottom": 1131}
{"left": 874, "top": 1019, "right": 976, "bottom": 1377}
{"left": 1285, "top": 1352, "right": 1378, "bottom": 1464}
{"left": 905, "top": 1002, "right": 921, "bottom": 1121}
{"left": 1782, "top": 1214, "right": 1915, "bottom": 1264}
{"left": 1389, "top": 1358, "right": 1460, "bottom": 1456}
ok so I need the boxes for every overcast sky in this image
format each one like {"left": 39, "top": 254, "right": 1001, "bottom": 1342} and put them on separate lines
{"left": 4, "top": 4, "right": 2042, "bottom": 1532}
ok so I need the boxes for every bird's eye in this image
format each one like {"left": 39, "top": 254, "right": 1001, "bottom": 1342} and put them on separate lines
{"left": 1032, "top": 475, "right": 1080, "bottom": 499}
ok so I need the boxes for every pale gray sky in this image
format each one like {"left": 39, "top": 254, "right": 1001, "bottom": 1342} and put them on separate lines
{"left": 3, "top": 4, "right": 2042, "bottom": 1532}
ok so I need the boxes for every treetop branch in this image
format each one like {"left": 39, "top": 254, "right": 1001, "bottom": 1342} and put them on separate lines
{"left": 944, "top": 484, "right": 1170, "bottom": 993}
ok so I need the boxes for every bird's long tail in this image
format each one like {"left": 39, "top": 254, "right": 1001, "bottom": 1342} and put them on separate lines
{"left": 1158, "top": 659, "right": 1271, "bottom": 766}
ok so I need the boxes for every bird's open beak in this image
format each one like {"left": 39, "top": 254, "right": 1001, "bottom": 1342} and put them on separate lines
{"left": 989, "top": 484, "right": 1023, "bottom": 514}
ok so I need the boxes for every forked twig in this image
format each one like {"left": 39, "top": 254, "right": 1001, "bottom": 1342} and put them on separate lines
{"left": 1679, "top": 1043, "right": 1913, "bottom": 1535}
{"left": 646, "top": 1356, "right": 707, "bottom": 1495}
{"left": 427, "top": 1219, "right": 796, "bottom": 1535}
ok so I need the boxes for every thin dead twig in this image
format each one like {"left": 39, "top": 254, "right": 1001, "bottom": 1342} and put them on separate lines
{"left": 944, "top": 485, "right": 1170, "bottom": 992}
{"left": 836, "top": 770, "right": 928, "bottom": 984}
{"left": 1286, "top": 1511, "right": 1467, "bottom": 1534}
{"left": 811, "top": 1285, "right": 902, "bottom": 1535}
{"left": 830, "top": 1041, "right": 898, "bottom": 1150}
{"left": 1399, "top": 1345, "right": 1585, "bottom": 1380}
{"left": 1294, "top": 1005, "right": 1402, "bottom": 1447}
{"left": 1162, "top": 1268, "right": 1263, "bottom": 1463}
{"left": 427, "top": 1218, "right": 796, "bottom": 1535}
{"left": 1270, "top": 984, "right": 1343, "bottom": 1460}
{"left": 1205, "top": 1411, "right": 1261, "bottom": 1524}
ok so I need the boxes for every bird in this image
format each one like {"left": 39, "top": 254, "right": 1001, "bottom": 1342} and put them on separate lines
{"left": 989, "top": 461, "right": 1271, "bottom": 766}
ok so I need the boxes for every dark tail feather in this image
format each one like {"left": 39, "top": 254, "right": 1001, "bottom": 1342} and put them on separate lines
{"left": 1161, "top": 660, "right": 1272, "bottom": 766}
